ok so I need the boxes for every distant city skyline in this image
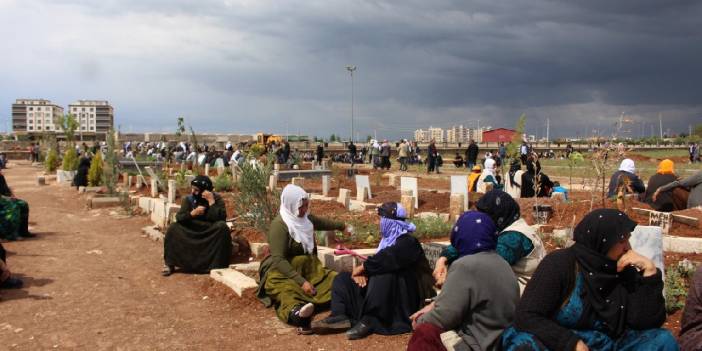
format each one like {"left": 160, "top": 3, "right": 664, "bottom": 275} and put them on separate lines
{"left": 1, "top": 1, "right": 701, "bottom": 140}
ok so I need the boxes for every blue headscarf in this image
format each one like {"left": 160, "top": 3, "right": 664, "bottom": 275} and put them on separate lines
{"left": 377, "top": 203, "right": 416, "bottom": 252}
{"left": 450, "top": 211, "right": 499, "bottom": 258}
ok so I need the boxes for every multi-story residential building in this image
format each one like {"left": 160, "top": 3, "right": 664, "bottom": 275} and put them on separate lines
{"left": 428, "top": 126, "right": 444, "bottom": 143}
{"left": 11, "top": 99, "right": 64, "bottom": 134}
{"left": 68, "top": 100, "right": 114, "bottom": 138}
{"left": 414, "top": 129, "right": 429, "bottom": 142}
{"left": 446, "top": 125, "right": 470, "bottom": 143}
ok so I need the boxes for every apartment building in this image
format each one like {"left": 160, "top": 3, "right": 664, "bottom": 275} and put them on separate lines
{"left": 11, "top": 99, "right": 64, "bottom": 134}
{"left": 446, "top": 125, "right": 470, "bottom": 143}
{"left": 68, "top": 100, "right": 114, "bottom": 136}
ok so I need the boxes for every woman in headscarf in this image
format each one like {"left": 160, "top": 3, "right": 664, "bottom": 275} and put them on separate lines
{"left": 0, "top": 169, "right": 33, "bottom": 240}
{"left": 521, "top": 157, "right": 554, "bottom": 198}
{"left": 313, "top": 202, "right": 435, "bottom": 340}
{"left": 73, "top": 157, "right": 91, "bottom": 189}
{"left": 257, "top": 184, "right": 349, "bottom": 332}
{"left": 607, "top": 158, "right": 646, "bottom": 198}
{"left": 644, "top": 159, "right": 688, "bottom": 212}
{"left": 162, "top": 175, "right": 231, "bottom": 276}
{"left": 468, "top": 165, "right": 482, "bottom": 192}
{"left": 504, "top": 159, "right": 523, "bottom": 199}
{"left": 502, "top": 209, "right": 676, "bottom": 351}
{"left": 477, "top": 158, "right": 502, "bottom": 193}
{"left": 408, "top": 211, "right": 519, "bottom": 351}
{"left": 434, "top": 190, "right": 545, "bottom": 294}
{"left": 680, "top": 266, "right": 702, "bottom": 351}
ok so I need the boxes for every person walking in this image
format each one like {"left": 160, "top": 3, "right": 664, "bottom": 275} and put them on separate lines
{"left": 398, "top": 139, "right": 409, "bottom": 171}
{"left": 427, "top": 140, "right": 439, "bottom": 174}
{"left": 348, "top": 142, "right": 357, "bottom": 167}
{"left": 380, "top": 140, "right": 391, "bottom": 170}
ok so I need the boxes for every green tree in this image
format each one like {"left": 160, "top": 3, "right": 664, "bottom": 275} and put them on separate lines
{"left": 61, "top": 148, "right": 79, "bottom": 171}
{"left": 103, "top": 128, "right": 119, "bottom": 194}
{"left": 506, "top": 114, "right": 527, "bottom": 160}
{"left": 329, "top": 134, "right": 337, "bottom": 142}
{"left": 60, "top": 114, "right": 79, "bottom": 143}
{"left": 45, "top": 148, "right": 59, "bottom": 173}
{"left": 175, "top": 117, "right": 186, "bottom": 137}
{"left": 88, "top": 152, "right": 104, "bottom": 186}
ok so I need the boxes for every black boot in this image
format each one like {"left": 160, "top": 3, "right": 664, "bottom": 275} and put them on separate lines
{"left": 311, "top": 314, "right": 351, "bottom": 331}
{"left": 346, "top": 320, "right": 372, "bottom": 340}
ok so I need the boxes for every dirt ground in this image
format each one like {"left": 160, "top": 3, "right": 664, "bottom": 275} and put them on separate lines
{"left": 0, "top": 162, "right": 410, "bottom": 350}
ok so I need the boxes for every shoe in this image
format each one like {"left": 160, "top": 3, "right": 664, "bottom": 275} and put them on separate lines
{"left": 346, "top": 321, "right": 372, "bottom": 340}
{"left": 161, "top": 265, "right": 174, "bottom": 277}
{"left": 19, "top": 232, "right": 36, "bottom": 238}
{"left": 298, "top": 302, "right": 315, "bottom": 318}
{"left": 0, "top": 277, "right": 23, "bottom": 289}
{"left": 312, "top": 315, "right": 351, "bottom": 331}
{"left": 288, "top": 303, "right": 314, "bottom": 328}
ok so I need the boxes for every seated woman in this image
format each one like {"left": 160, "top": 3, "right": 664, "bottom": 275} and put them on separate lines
{"left": 607, "top": 158, "right": 645, "bottom": 198}
{"left": 452, "top": 153, "right": 464, "bottom": 168}
{"left": 680, "top": 266, "right": 702, "bottom": 351}
{"left": 654, "top": 169, "right": 702, "bottom": 210}
{"left": 73, "top": 157, "right": 91, "bottom": 189}
{"left": 477, "top": 158, "right": 503, "bottom": 192}
{"left": 0, "top": 243, "right": 23, "bottom": 289}
{"left": 434, "top": 190, "right": 545, "bottom": 294}
{"left": 645, "top": 159, "right": 688, "bottom": 212}
{"left": 0, "top": 170, "right": 32, "bottom": 241}
{"left": 521, "top": 158, "right": 554, "bottom": 198}
{"left": 162, "top": 175, "right": 231, "bottom": 276}
{"left": 257, "top": 184, "right": 348, "bottom": 332}
{"left": 504, "top": 159, "right": 523, "bottom": 199}
{"left": 408, "top": 211, "right": 520, "bottom": 351}
{"left": 502, "top": 209, "right": 677, "bottom": 351}
{"left": 468, "top": 165, "right": 482, "bottom": 192}
{"left": 312, "top": 202, "right": 435, "bottom": 340}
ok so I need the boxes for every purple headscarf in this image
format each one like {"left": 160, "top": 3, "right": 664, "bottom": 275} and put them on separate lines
{"left": 377, "top": 203, "right": 416, "bottom": 252}
{"left": 450, "top": 211, "right": 499, "bottom": 258}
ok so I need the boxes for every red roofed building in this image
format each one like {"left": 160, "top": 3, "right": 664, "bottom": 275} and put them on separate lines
{"left": 482, "top": 128, "right": 516, "bottom": 143}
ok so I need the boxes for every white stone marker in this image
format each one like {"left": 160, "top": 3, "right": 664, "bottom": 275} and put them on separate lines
{"left": 400, "top": 177, "right": 419, "bottom": 209}
{"left": 630, "top": 225, "right": 665, "bottom": 283}
{"left": 168, "top": 180, "right": 176, "bottom": 204}
{"left": 355, "top": 175, "right": 372, "bottom": 201}
{"left": 450, "top": 175, "right": 469, "bottom": 210}
{"left": 151, "top": 178, "right": 159, "bottom": 198}
{"left": 322, "top": 175, "right": 331, "bottom": 197}
{"left": 204, "top": 163, "right": 210, "bottom": 176}
{"left": 337, "top": 188, "right": 351, "bottom": 209}
{"left": 268, "top": 174, "right": 278, "bottom": 191}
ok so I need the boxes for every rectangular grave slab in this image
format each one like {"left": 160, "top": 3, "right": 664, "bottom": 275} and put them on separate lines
{"left": 210, "top": 268, "right": 258, "bottom": 297}
{"left": 400, "top": 177, "right": 419, "bottom": 209}
{"left": 450, "top": 175, "right": 469, "bottom": 210}
{"left": 89, "top": 197, "right": 121, "bottom": 209}
{"left": 355, "top": 175, "right": 372, "bottom": 201}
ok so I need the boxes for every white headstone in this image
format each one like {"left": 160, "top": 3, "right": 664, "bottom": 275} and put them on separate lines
{"left": 322, "top": 175, "right": 330, "bottom": 197}
{"left": 337, "top": 188, "right": 351, "bottom": 209}
{"left": 400, "top": 177, "right": 419, "bottom": 209}
{"left": 168, "top": 180, "right": 176, "bottom": 204}
{"left": 151, "top": 178, "right": 158, "bottom": 198}
{"left": 630, "top": 225, "right": 665, "bottom": 282}
{"left": 450, "top": 175, "right": 469, "bottom": 210}
{"left": 649, "top": 211, "right": 672, "bottom": 235}
{"left": 144, "top": 166, "right": 160, "bottom": 189}
{"left": 355, "top": 175, "right": 372, "bottom": 201}
{"left": 268, "top": 175, "right": 278, "bottom": 191}
{"left": 197, "top": 154, "right": 206, "bottom": 166}
{"left": 204, "top": 163, "right": 210, "bottom": 176}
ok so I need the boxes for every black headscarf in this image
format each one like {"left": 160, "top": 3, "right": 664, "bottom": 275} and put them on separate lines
{"left": 191, "top": 175, "right": 213, "bottom": 192}
{"left": 476, "top": 189, "right": 521, "bottom": 232}
{"left": 572, "top": 208, "right": 638, "bottom": 337}
{"left": 508, "top": 159, "right": 521, "bottom": 188}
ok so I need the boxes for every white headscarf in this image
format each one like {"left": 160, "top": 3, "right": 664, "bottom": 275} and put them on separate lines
{"left": 619, "top": 159, "right": 636, "bottom": 174}
{"left": 477, "top": 158, "right": 497, "bottom": 193}
{"left": 279, "top": 184, "right": 315, "bottom": 254}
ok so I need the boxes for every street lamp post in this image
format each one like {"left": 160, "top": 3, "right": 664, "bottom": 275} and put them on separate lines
{"left": 345, "top": 65, "right": 356, "bottom": 143}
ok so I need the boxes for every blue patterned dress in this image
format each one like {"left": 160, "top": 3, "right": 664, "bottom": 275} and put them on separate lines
{"left": 502, "top": 273, "right": 678, "bottom": 351}
{"left": 0, "top": 196, "right": 21, "bottom": 240}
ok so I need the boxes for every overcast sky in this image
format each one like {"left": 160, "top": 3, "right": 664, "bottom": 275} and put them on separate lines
{"left": 1, "top": 0, "right": 701, "bottom": 139}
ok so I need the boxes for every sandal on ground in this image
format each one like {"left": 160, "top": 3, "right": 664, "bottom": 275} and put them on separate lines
{"left": 161, "top": 265, "right": 174, "bottom": 277}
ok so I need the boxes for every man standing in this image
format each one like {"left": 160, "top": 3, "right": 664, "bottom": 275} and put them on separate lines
{"left": 427, "top": 139, "right": 439, "bottom": 174}
{"left": 465, "top": 139, "right": 479, "bottom": 170}
{"left": 348, "top": 142, "right": 357, "bottom": 167}
{"left": 316, "top": 143, "right": 324, "bottom": 164}
{"left": 398, "top": 139, "right": 409, "bottom": 171}
{"left": 380, "top": 140, "right": 391, "bottom": 170}
{"left": 520, "top": 141, "right": 529, "bottom": 165}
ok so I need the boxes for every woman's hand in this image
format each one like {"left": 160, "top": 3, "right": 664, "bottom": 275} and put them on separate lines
{"left": 202, "top": 190, "right": 215, "bottom": 206}
{"left": 652, "top": 189, "right": 660, "bottom": 202}
{"left": 190, "top": 206, "right": 207, "bottom": 217}
{"left": 433, "top": 257, "right": 448, "bottom": 288}
{"left": 410, "top": 301, "right": 435, "bottom": 330}
{"left": 575, "top": 340, "right": 589, "bottom": 351}
{"left": 301, "top": 281, "right": 317, "bottom": 296}
{"left": 351, "top": 264, "right": 367, "bottom": 287}
{"left": 617, "top": 250, "right": 657, "bottom": 277}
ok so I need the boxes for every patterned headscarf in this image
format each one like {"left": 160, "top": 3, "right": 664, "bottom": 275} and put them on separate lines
{"left": 191, "top": 175, "right": 213, "bottom": 192}
{"left": 476, "top": 189, "right": 521, "bottom": 232}
{"left": 377, "top": 202, "right": 416, "bottom": 252}
{"left": 450, "top": 211, "right": 499, "bottom": 258}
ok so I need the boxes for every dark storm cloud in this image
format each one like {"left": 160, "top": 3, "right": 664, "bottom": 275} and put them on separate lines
{"left": 2, "top": 0, "right": 701, "bottom": 138}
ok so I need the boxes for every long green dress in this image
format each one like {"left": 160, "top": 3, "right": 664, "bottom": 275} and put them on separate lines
{"left": 257, "top": 214, "right": 344, "bottom": 323}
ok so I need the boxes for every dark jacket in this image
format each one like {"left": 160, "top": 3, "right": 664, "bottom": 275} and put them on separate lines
{"left": 607, "top": 171, "right": 645, "bottom": 197}
{"left": 466, "top": 143, "right": 479, "bottom": 163}
{"left": 644, "top": 173, "right": 678, "bottom": 212}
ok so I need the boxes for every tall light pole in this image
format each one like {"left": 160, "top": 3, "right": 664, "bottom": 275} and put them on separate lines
{"left": 346, "top": 65, "right": 356, "bottom": 143}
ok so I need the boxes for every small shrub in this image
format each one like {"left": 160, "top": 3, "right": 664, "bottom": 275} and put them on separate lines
{"left": 411, "top": 216, "right": 453, "bottom": 239}
{"left": 233, "top": 156, "right": 279, "bottom": 232}
{"left": 62, "top": 147, "right": 79, "bottom": 171}
{"left": 665, "top": 260, "right": 698, "bottom": 313}
{"left": 248, "top": 144, "right": 265, "bottom": 158}
{"left": 175, "top": 169, "right": 190, "bottom": 189}
{"left": 88, "top": 152, "right": 104, "bottom": 186}
{"left": 213, "top": 172, "right": 234, "bottom": 192}
{"left": 45, "top": 149, "right": 59, "bottom": 173}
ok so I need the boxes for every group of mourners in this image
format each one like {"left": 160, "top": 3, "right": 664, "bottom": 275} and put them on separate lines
{"left": 161, "top": 166, "right": 702, "bottom": 349}
{"left": 0, "top": 164, "right": 34, "bottom": 293}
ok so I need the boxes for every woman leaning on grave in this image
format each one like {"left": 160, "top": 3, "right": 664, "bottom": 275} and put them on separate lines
{"left": 501, "top": 208, "right": 678, "bottom": 351}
